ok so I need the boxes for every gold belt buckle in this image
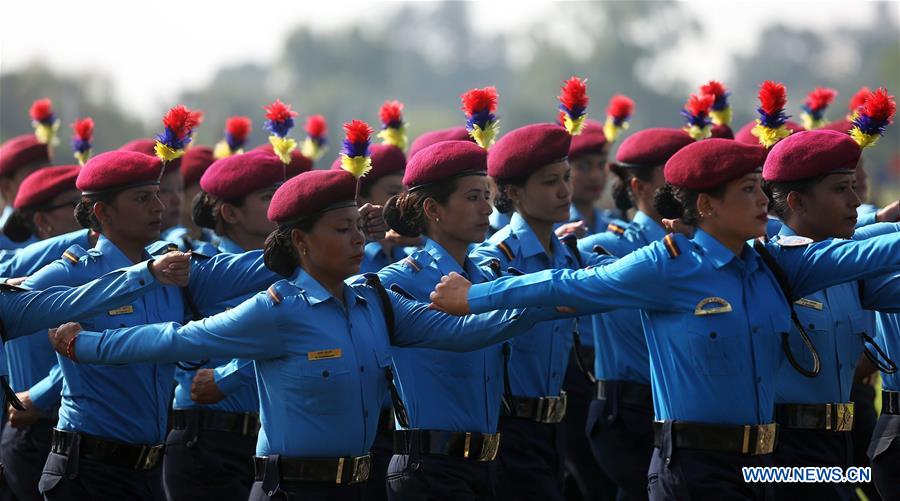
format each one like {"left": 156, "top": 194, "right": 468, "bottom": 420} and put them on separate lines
{"left": 138, "top": 445, "right": 163, "bottom": 470}
{"left": 824, "top": 403, "right": 832, "bottom": 431}
{"left": 350, "top": 455, "right": 372, "bottom": 484}
{"left": 477, "top": 434, "right": 501, "bottom": 462}
{"left": 753, "top": 424, "right": 777, "bottom": 455}
{"left": 835, "top": 403, "right": 854, "bottom": 432}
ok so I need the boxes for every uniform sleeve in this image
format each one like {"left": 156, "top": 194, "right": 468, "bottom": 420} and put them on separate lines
{"left": 188, "top": 250, "right": 280, "bottom": 310}
{"left": 467, "top": 241, "right": 676, "bottom": 315}
{"left": 852, "top": 222, "right": 900, "bottom": 240}
{"left": 74, "top": 292, "right": 285, "bottom": 364}
{"left": 388, "top": 290, "right": 563, "bottom": 352}
{"left": 860, "top": 272, "right": 900, "bottom": 313}
{"left": 772, "top": 233, "right": 900, "bottom": 298}
{"left": 212, "top": 359, "right": 256, "bottom": 396}
{"left": 27, "top": 364, "right": 63, "bottom": 411}
{"left": 0, "top": 231, "right": 85, "bottom": 278}
{"left": 4, "top": 261, "right": 159, "bottom": 340}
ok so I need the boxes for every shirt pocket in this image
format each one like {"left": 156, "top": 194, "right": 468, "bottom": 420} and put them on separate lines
{"left": 686, "top": 313, "right": 743, "bottom": 376}
{"left": 292, "top": 357, "right": 354, "bottom": 416}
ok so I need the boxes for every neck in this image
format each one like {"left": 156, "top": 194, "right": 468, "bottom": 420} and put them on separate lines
{"left": 105, "top": 233, "right": 147, "bottom": 264}
{"left": 520, "top": 213, "right": 554, "bottom": 255}
{"left": 225, "top": 227, "right": 265, "bottom": 251}
{"left": 784, "top": 219, "right": 827, "bottom": 242}
{"left": 573, "top": 200, "right": 594, "bottom": 227}
{"left": 699, "top": 224, "right": 746, "bottom": 256}
{"left": 636, "top": 200, "right": 663, "bottom": 225}
{"left": 429, "top": 231, "right": 471, "bottom": 269}
{"left": 305, "top": 266, "right": 346, "bottom": 306}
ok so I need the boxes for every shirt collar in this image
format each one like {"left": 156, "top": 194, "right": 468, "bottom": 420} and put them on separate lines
{"left": 97, "top": 234, "right": 147, "bottom": 269}
{"left": 216, "top": 236, "right": 245, "bottom": 254}
{"left": 632, "top": 211, "right": 666, "bottom": 240}
{"left": 510, "top": 212, "right": 574, "bottom": 264}
{"left": 291, "top": 268, "right": 366, "bottom": 307}
{"left": 777, "top": 224, "right": 799, "bottom": 238}
{"left": 424, "top": 237, "right": 484, "bottom": 281}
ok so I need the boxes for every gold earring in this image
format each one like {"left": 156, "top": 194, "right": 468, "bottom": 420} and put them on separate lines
{"left": 302, "top": 248, "right": 309, "bottom": 256}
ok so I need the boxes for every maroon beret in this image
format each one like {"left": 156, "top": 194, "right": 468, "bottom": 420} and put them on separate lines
{"left": 180, "top": 146, "right": 215, "bottom": 186}
{"left": 200, "top": 150, "right": 286, "bottom": 201}
{"left": 76, "top": 151, "right": 163, "bottom": 194}
{"left": 665, "top": 138, "right": 767, "bottom": 191}
{"left": 568, "top": 120, "right": 608, "bottom": 160}
{"left": 408, "top": 127, "right": 472, "bottom": 160}
{"left": 0, "top": 135, "right": 51, "bottom": 177}
{"left": 268, "top": 169, "right": 356, "bottom": 224}
{"left": 330, "top": 144, "right": 406, "bottom": 190}
{"left": 820, "top": 119, "right": 852, "bottom": 134}
{"left": 254, "top": 144, "right": 313, "bottom": 179}
{"left": 403, "top": 140, "right": 487, "bottom": 189}
{"left": 710, "top": 124, "right": 734, "bottom": 140}
{"left": 763, "top": 130, "right": 860, "bottom": 183}
{"left": 488, "top": 123, "right": 571, "bottom": 181}
{"left": 14, "top": 165, "right": 80, "bottom": 209}
{"left": 119, "top": 138, "right": 181, "bottom": 174}
{"left": 615, "top": 128, "right": 694, "bottom": 167}
{"left": 734, "top": 120, "right": 805, "bottom": 146}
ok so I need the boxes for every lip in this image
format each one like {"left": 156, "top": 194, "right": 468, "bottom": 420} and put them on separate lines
{"left": 149, "top": 220, "right": 162, "bottom": 228}
{"left": 350, "top": 254, "right": 364, "bottom": 262}
{"left": 756, "top": 214, "right": 769, "bottom": 222}
{"left": 557, "top": 204, "right": 571, "bottom": 211}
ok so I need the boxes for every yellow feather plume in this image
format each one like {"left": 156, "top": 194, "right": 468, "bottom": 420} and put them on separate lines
{"left": 340, "top": 154, "right": 372, "bottom": 179}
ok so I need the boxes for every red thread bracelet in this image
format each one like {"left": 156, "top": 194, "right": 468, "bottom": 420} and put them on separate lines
{"left": 65, "top": 334, "right": 79, "bottom": 363}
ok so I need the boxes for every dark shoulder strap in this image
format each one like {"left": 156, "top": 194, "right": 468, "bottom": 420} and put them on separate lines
{"left": 753, "top": 240, "right": 794, "bottom": 303}
{"left": 560, "top": 234, "right": 585, "bottom": 269}
{"left": 363, "top": 273, "right": 394, "bottom": 341}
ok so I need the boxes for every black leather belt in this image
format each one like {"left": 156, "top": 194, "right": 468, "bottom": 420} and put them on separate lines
{"left": 652, "top": 421, "right": 778, "bottom": 456}
{"left": 378, "top": 407, "right": 395, "bottom": 433}
{"left": 775, "top": 402, "right": 854, "bottom": 431}
{"left": 884, "top": 390, "right": 900, "bottom": 415}
{"left": 252, "top": 454, "right": 372, "bottom": 485}
{"left": 50, "top": 429, "right": 164, "bottom": 470}
{"left": 595, "top": 379, "right": 652, "bottom": 406}
{"left": 506, "top": 393, "right": 567, "bottom": 423}
{"left": 392, "top": 429, "right": 501, "bottom": 461}
{"left": 171, "top": 409, "right": 260, "bottom": 436}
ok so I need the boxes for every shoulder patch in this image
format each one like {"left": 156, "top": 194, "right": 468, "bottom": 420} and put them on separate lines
{"left": 663, "top": 234, "right": 681, "bottom": 259}
{"left": 61, "top": 244, "right": 87, "bottom": 265}
{"left": 401, "top": 256, "right": 423, "bottom": 273}
{"left": 266, "top": 280, "right": 301, "bottom": 306}
{"left": 607, "top": 223, "right": 626, "bottom": 236}
{"left": 777, "top": 235, "right": 813, "bottom": 247}
{"left": 267, "top": 285, "right": 283, "bottom": 305}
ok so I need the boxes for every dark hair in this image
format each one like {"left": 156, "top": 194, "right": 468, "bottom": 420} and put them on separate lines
{"left": 653, "top": 183, "right": 727, "bottom": 226}
{"left": 1, "top": 210, "right": 35, "bottom": 242}
{"left": 382, "top": 179, "right": 459, "bottom": 238}
{"left": 74, "top": 192, "right": 118, "bottom": 233}
{"left": 608, "top": 163, "right": 659, "bottom": 214}
{"left": 263, "top": 216, "right": 319, "bottom": 278}
{"left": 191, "top": 190, "right": 246, "bottom": 232}
{"left": 764, "top": 178, "right": 819, "bottom": 221}
{"left": 493, "top": 176, "right": 528, "bottom": 214}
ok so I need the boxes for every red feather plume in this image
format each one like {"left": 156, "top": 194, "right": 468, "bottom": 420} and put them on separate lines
{"left": 379, "top": 100, "right": 404, "bottom": 125}
{"left": 700, "top": 80, "right": 726, "bottom": 99}
{"left": 849, "top": 87, "right": 872, "bottom": 114}
{"left": 758, "top": 81, "right": 787, "bottom": 115}
{"left": 29, "top": 98, "right": 54, "bottom": 122}
{"left": 163, "top": 105, "right": 201, "bottom": 139}
{"left": 71, "top": 117, "right": 94, "bottom": 141}
{"left": 558, "top": 77, "right": 589, "bottom": 111}
{"left": 863, "top": 88, "right": 896, "bottom": 123}
{"left": 805, "top": 87, "right": 837, "bottom": 112}
{"left": 461, "top": 87, "right": 498, "bottom": 115}
{"left": 685, "top": 93, "right": 715, "bottom": 116}
{"left": 264, "top": 99, "right": 298, "bottom": 123}
{"left": 225, "top": 116, "right": 252, "bottom": 141}
{"left": 305, "top": 115, "right": 327, "bottom": 137}
{"left": 606, "top": 95, "right": 635, "bottom": 121}
{"left": 344, "top": 120, "right": 373, "bottom": 145}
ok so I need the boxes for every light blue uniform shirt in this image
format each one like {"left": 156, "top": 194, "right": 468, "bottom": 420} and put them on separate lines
{"left": 469, "top": 212, "right": 587, "bottom": 398}
{"left": 74, "top": 268, "right": 552, "bottom": 457}
{"left": 360, "top": 240, "right": 417, "bottom": 274}
{"left": 466, "top": 229, "right": 900, "bottom": 425}
{"left": 24, "top": 235, "right": 278, "bottom": 444}
{"left": 0, "top": 230, "right": 93, "bottom": 279}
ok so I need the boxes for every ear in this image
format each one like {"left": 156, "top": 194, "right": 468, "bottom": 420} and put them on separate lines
{"left": 696, "top": 193, "right": 715, "bottom": 219}
{"left": 291, "top": 227, "right": 311, "bottom": 256}
{"left": 92, "top": 201, "right": 111, "bottom": 226}
{"left": 31, "top": 211, "right": 47, "bottom": 230}
{"left": 505, "top": 183, "right": 522, "bottom": 204}
{"left": 422, "top": 197, "right": 441, "bottom": 222}
{"left": 785, "top": 190, "right": 805, "bottom": 213}
{"left": 219, "top": 203, "right": 241, "bottom": 225}
{"left": 629, "top": 177, "right": 643, "bottom": 198}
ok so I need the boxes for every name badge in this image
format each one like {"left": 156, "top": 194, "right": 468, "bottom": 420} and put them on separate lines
{"left": 795, "top": 298, "right": 824, "bottom": 311}
{"left": 308, "top": 349, "right": 342, "bottom": 361}
{"left": 107, "top": 305, "right": 134, "bottom": 316}
{"left": 694, "top": 297, "right": 733, "bottom": 316}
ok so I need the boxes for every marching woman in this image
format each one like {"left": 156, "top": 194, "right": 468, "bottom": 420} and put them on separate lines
{"left": 48, "top": 164, "right": 563, "bottom": 501}
{"left": 575, "top": 128, "right": 694, "bottom": 501}
{"left": 469, "top": 118, "right": 597, "bottom": 500}
{"left": 376, "top": 139, "right": 523, "bottom": 500}
{"left": 762, "top": 91, "right": 900, "bottom": 500}
{"left": 163, "top": 149, "right": 286, "bottom": 501}
{"left": 428, "top": 136, "right": 900, "bottom": 499}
